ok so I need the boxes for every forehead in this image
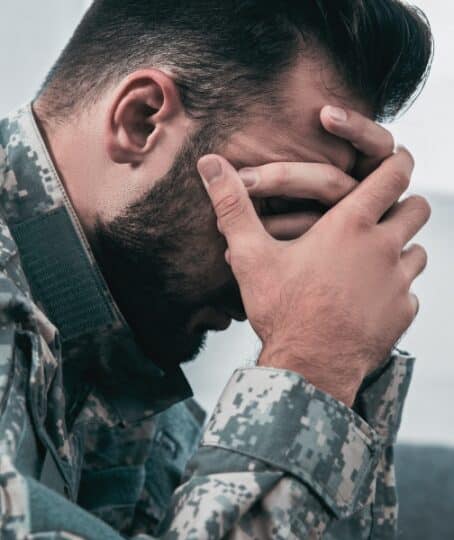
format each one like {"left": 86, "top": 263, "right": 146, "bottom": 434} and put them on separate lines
{"left": 223, "top": 57, "right": 371, "bottom": 174}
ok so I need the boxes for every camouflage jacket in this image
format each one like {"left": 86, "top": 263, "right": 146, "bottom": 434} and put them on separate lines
{"left": 0, "top": 105, "right": 414, "bottom": 540}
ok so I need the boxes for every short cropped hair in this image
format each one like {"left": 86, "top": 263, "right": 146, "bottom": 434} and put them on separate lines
{"left": 38, "top": 0, "right": 433, "bottom": 125}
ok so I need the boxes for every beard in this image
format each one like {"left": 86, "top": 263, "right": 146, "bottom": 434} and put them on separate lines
{"left": 89, "top": 124, "right": 243, "bottom": 371}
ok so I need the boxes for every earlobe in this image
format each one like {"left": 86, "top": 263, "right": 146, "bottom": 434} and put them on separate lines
{"left": 105, "top": 69, "right": 182, "bottom": 165}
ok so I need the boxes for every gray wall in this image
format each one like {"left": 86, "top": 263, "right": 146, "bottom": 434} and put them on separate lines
{"left": 0, "top": 1, "right": 452, "bottom": 445}
{"left": 0, "top": 2, "right": 85, "bottom": 112}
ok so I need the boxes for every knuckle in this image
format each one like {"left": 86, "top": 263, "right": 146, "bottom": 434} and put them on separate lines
{"left": 418, "top": 245, "right": 429, "bottom": 268}
{"left": 380, "top": 229, "right": 401, "bottom": 261}
{"left": 229, "top": 248, "right": 249, "bottom": 274}
{"left": 349, "top": 189, "right": 387, "bottom": 228}
{"left": 398, "top": 271, "right": 411, "bottom": 295}
{"left": 214, "top": 193, "right": 245, "bottom": 223}
{"left": 230, "top": 237, "right": 266, "bottom": 274}
{"left": 410, "top": 243, "right": 428, "bottom": 272}
{"left": 402, "top": 302, "right": 415, "bottom": 325}
{"left": 417, "top": 256, "right": 429, "bottom": 277}
{"left": 277, "top": 162, "right": 291, "bottom": 187}
{"left": 349, "top": 202, "right": 371, "bottom": 229}
{"left": 389, "top": 169, "right": 411, "bottom": 192}
{"left": 324, "top": 166, "right": 344, "bottom": 194}
{"left": 407, "top": 195, "right": 432, "bottom": 222}
{"left": 412, "top": 241, "right": 427, "bottom": 256}
{"left": 277, "top": 162, "right": 289, "bottom": 179}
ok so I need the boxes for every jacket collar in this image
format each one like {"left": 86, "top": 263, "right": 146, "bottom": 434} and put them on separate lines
{"left": 0, "top": 104, "right": 193, "bottom": 423}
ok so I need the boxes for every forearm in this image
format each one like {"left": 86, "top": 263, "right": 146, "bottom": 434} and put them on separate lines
{"left": 159, "top": 367, "right": 381, "bottom": 539}
{"left": 1, "top": 357, "right": 411, "bottom": 540}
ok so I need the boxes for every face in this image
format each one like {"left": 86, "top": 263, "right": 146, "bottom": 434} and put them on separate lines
{"left": 91, "top": 59, "right": 365, "bottom": 371}
{"left": 91, "top": 123, "right": 242, "bottom": 370}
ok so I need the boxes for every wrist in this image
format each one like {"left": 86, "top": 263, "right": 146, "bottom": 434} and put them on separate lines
{"left": 258, "top": 345, "right": 364, "bottom": 407}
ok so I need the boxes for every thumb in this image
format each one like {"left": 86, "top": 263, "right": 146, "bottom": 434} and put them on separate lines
{"left": 198, "top": 154, "right": 268, "bottom": 257}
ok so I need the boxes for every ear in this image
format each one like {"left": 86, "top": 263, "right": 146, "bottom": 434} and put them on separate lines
{"left": 106, "top": 69, "right": 184, "bottom": 165}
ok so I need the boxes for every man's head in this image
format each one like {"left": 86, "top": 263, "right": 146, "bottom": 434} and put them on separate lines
{"left": 34, "top": 0, "right": 433, "bottom": 369}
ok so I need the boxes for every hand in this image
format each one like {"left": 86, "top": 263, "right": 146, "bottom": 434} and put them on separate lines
{"left": 245, "top": 106, "right": 396, "bottom": 240}
{"left": 197, "top": 148, "right": 430, "bottom": 407}
{"left": 320, "top": 105, "right": 395, "bottom": 179}
{"left": 247, "top": 163, "right": 357, "bottom": 240}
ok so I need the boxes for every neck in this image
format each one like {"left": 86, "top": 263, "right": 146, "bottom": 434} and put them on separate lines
{"left": 32, "top": 100, "right": 106, "bottom": 235}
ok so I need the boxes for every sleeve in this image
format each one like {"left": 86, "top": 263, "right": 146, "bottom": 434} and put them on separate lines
{"left": 352, "top": 349, "right": 416, "bottom": 538}
{"left": 0, "top": 367, "right": 384, "bottom": 540}
{"left": 0, "top": 453, "right": 125, "bottom": 540}
{"left": 154, "top": 367, "right": 384, "bottom": 539}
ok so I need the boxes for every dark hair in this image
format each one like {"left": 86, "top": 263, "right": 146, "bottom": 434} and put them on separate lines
{"left": 37, "top": 0, "right": 433, "bottom": 125}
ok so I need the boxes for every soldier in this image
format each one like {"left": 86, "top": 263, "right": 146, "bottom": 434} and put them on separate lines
{"left": 0, "top": 1, "right": 433, "bottom": 539}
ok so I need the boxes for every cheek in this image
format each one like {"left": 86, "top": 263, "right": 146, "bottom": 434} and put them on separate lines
{"left": 178, "top": 213, "right": 232, "bottom": 293}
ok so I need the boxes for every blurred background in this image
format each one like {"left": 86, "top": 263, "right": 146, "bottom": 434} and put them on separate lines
{"left": 0, "top": 1, "right": 452, "bottom": 445}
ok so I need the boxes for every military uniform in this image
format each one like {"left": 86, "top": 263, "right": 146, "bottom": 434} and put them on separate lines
{"left": 0, "top": 105, "right": 414, "bottom": 539}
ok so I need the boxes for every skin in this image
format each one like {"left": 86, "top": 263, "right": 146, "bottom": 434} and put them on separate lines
{"left": 199, "top": 148, "right": 429, "bottom": 406}
{"left": 35, "top": 56, "right": 430, "bottom": 403}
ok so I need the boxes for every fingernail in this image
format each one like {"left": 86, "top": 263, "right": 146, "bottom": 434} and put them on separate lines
{"left": 327, "top": 106, "right": 348, "bottom": 122}
{"left": 238, "top": 168, "right": 258, "bottom": 188}
{"left": 198, "top": 157, "right": 222, "bottom": 185}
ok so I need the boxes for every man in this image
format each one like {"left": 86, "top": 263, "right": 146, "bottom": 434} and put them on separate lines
{"left": 0, "top": 1, "right": 433, "bottom": 539}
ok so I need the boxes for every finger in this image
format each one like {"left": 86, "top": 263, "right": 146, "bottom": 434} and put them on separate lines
{"left": 320, "top": 106, "right": 396, "bottom": 179}
{"left": 340, "top": 147, "right": 414, "bottom": 225}
{"left": 320, "top": 106, "right": 395, "bottom": 159}
{"left": 198, "top": 155, "right": 269, "bottom": 255}
{"left": 262, "top": 212, "right": 321, "bottom": 240}
{"left": 401, "top": 244, "right": 428, "bottom": 283}
{"left": 238, "top": 162, "right": 357, "bottom": 206}
{"left": 382, "top": 195, "right": 431, "bottom": 246}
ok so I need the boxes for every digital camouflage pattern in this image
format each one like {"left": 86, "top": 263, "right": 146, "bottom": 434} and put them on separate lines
{"left": 0, "top": 105, "right": 415, "bottom": 539}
